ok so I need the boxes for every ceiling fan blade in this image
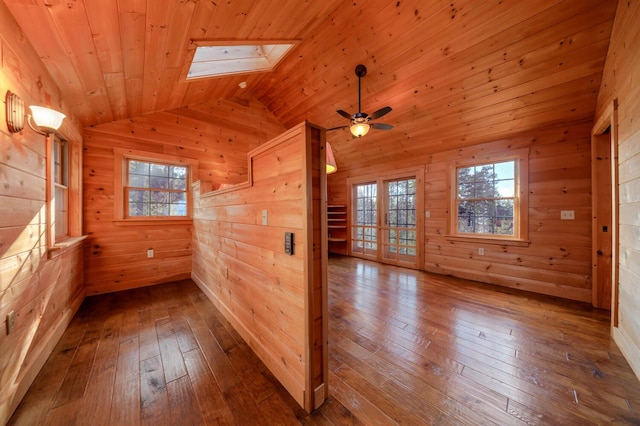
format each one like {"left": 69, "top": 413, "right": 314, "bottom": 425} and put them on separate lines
{"left": 336, "top": 109, "right": 353, "bottom": 119}
{"left": 370, "top": 123, "right": 393, "bottom": 130}
{"left": 327, "top": 125, "right": 349, "bottom": 131}
{"left": 369, "top": 106, "right": 392, "bottom": 120}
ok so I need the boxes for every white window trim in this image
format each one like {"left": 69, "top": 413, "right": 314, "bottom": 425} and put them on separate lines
{"left": 113, "top": 148, "right": 198, "bottom": 224}
{"left": 447, "top": 148, "right": 529, "bottom": 245}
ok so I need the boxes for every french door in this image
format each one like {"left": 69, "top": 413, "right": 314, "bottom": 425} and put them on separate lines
{"left": 349, "top": 169, "right": 423, "bottom": 269}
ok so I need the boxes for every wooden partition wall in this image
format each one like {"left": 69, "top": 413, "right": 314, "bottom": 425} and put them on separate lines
{"left": 191, "top": 122, "right": 328, "bottom": 412}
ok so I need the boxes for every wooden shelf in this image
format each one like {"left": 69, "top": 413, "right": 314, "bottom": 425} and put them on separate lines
{"left": 327, "top": 204, "right": 347, "bottom": 254}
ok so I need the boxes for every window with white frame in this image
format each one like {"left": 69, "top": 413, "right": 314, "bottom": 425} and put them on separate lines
{"left": 452, "top": 149, "right": 528, "bottom": 240}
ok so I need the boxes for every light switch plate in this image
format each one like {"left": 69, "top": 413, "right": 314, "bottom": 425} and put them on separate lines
{"left": 262, "top": 210, "right": 268, "bottom": 225}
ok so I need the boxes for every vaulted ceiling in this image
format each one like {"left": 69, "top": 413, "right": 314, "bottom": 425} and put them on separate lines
{"left": 4, "top": 0, "right": 617, "bottom": 172}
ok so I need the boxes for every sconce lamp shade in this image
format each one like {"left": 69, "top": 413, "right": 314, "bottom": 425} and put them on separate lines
{"left": 326, "top": 142, "right": 337, "bottom": 174}
{"left": 350, "top": 122, "right": 370, "bottom": 138}
{"left": 29, "top": 106, "right": 66, "bottom": 135}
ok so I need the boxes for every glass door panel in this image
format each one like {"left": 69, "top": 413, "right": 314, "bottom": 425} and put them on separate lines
{"left": 351, "top": 182, "right": 377, "bottom": 258}
{"left": 382, "top": 178, "right": 417, "bottom": 266}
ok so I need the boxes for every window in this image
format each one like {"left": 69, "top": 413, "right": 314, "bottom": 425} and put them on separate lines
{"left": 47, "top": 134, "right": 84, "bottom": 253}
{"left": 126, "top": 160, "right": 188, "bottom": 217}
{"left": 113, "top": 149, "right": 198, "bottom": 222}
{"left": 451, "top": 149, "right": 528, "bottom": 241}
{"left": 186, "top": 41, "right": 297, "bottom": 80}
{"left": 53, "top": 137, "right": 69, "bottom": 238}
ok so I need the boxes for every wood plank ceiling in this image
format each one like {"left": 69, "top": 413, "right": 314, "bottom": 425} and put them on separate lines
{"left": 3, "top": 0, "right": 617, "bottom": 172}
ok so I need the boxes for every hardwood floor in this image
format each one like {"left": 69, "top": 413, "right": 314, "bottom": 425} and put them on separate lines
{"left": 10, "top": 255, "right": 640, "bottom": 425}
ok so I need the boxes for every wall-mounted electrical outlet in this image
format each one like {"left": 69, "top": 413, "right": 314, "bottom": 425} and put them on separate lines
{"left": 425, "top": 211, "right": 431, "bottom": 218}
{"left": 560, "top": 210, "right": 575, "bottom": 220}
{"left": 6, "top": 311, "right": 15, "bottom": 335}
{"left": 478, "top": 248, "right": 485, "bottom": 256}
{"left": 147, "top": 249, "right": 154, "bottom": 258}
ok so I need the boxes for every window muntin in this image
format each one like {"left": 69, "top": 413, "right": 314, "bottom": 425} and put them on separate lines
{"left": 125, "top": 160, "right": 189, "bottom": 218}
{"left": 456, "top": 160, "right": 517, "bottom": 237}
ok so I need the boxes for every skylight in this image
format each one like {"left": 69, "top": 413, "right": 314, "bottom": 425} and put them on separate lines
{"left": 186, "top": 42, "right": 297, "bottom": 80}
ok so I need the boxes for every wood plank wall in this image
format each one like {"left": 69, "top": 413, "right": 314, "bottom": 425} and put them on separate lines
{"left": 83, "top": 98, "right": 285, "bottom": 295}
{"left": 0, "top": 3, "right": 85, "bottom": 423}
{"left": 328, "top": 120, "right": 593, "bottom": 302}
{"left": 191, "top": 122, "right": 327, "bottom": 412}
{"left": 595, "top": 0, "right": 640, "bottom": 380}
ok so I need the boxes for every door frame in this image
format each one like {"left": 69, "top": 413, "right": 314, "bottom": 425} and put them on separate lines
{"left": 591, "top": 99, "right": 619, "bottom": 323}
{"left": 347, "top": 167, "right": 425, "bottom": 269}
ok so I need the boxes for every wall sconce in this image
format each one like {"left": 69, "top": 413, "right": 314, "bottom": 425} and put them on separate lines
{"left": 326, "top": 142, "right": 337, "bottom": 174}
{"left": 5, "top": 91, "right": 66, "bottom": 136}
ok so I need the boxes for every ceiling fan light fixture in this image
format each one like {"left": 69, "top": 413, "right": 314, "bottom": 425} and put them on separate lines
{"left": 350, "top": 122, "right": 370, "bottom": 138}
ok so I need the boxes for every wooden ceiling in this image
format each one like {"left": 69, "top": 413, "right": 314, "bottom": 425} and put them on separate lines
{"left": 4, "top": 0, "right": 617, "bottom": 171}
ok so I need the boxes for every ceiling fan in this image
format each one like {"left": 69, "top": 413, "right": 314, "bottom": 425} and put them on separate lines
{"left": 329, "top": 64, "right": 393, "bottom": 138}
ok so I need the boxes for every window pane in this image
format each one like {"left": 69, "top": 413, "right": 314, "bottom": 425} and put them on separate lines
{"left": 150, "top": 176, "right": 169, "bottom": 189}
{"left": 169, "top": 166, "right": 187, "bottom": 179}
{"left": 129, "top": 203, "right": 149, "bottom": 216}
{"left": 150, "top": 163, "right": 168, "bottom": 177}
{"left": 170, "top": 178, "right": 186, "bottom": 190}
{"left": 129, "top": 190, "right": 150, "bottom": 203}
{"left": 129, "top": 160, "right": 149, "bottom": 175}
{"left": 170, "top": 204, "right": 187, "bottom": 216}
{"left": 150, "top": 203, "right": 169, "bottom": 216}
{"left": 129, "top": 174, "right": 149, "bottom": 187}
{"left": 171, "top": 192, "right": 186, "bottom": 203}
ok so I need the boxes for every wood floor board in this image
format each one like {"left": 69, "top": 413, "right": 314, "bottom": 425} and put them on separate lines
{"left": 167, "top": 305, "right": 200, "bottom": 353}
{"left": 9, "top": 256, "right": 640, "bottom": 425}
{"left": 156, "top": 316, "right": 188, "bottom": 384}
{"left": 109, "top": 337, "right": 141, "bottom": 426}
{"left": 140, "top": 355, "right": 171, "bottom": 424}
{"left": 166, "top": 375, "right": 204, "bottom": 426}
{"left": 138, "top": 309, "right": 162, "bottom": 362}
{"left": 182, "top": 349, "right": 235, "bottom": 425}
{"left": 49, "top": 325, "right": 102, "bottom": 408}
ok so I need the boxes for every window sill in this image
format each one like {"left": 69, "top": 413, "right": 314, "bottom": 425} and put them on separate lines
{"left": 48, "top": 235, "right": 88, "bottom": 259}
{"left": 113, "top": 218, "right": 193, "bottom": 226}
{"left": 445, "top": 235, "right": 530, "bottom": 247}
